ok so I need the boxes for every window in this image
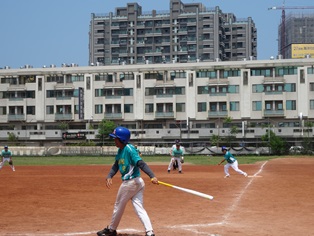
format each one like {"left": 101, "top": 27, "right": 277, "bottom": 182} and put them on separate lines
{"left": 175, "top": 87, "right": 185, "bottom": 95}
{"left": 228, "top": 85, "right": 239, "bottom": 93}
{"left": 26, "top": 106, "right": 35, "bottom": 115}
{"left": 38, "top": 78, "right": 42, "bottom": 91}
{"left": 243, "top": 71, "right": 248, "bottom": 85}
{"left": 124, "top": 104, "right": 133, "bottom": 113}
{"left": 310, "top": 100, "right": 314, "bottom": 110}
{"left": 176, "top": 103, "right": 185, "bottom": 112}
{"left": 145, "top": 104, "right": 154, "bottom": 113}
{"left": 198, "top": 86, "right": 209, "bottom": 94}
{"left": 46, "top": 106, "right": 54, "bottom": 114}
{"left": 251, "top": 68, "right": 272, "bottom": 77}
{"left": 95, "top": 89, "right": 104, "bottom": 97}
{"left": 285, "top": 83, "right": 296, "bottom": 92}
{"left": 275, "top": 66, "right": 297, "bottom": 76}
{"left": 145, "top": 88, "right": 155, "bottom": 96}
{"left": 198, "top": 102, "right": 206, "bottom": 112}
{"left": 74, "top": 105, "right": 79, "bottom": 114}
{"left": 86, "top": 76, "right": 91, "bottom": 90}
{"left": 252, "top": 84, "right": 264, "bottom": 92}
{"left": 0, "top": 106, "right": 7, "bottom": 115}
{"left": 230, "top": 102, "right": 239, "bottom": 111}
{"left": 286, "top": 100, "right": 296, "bottom": 110}
{"left": 210, "top": 103, "right": 217, "bottom": 111}
{"left": 265, "top": 103, "right": 272, "bottom": 110}
{"left": 252, "top": 101, "right": 262, "bottom": 111}
{"left": 124, "top": 88, "right": 133, "bottom": 96}
{"left": 95, "top": 104, "right": 103, "bottom": 114}
{"left": 300, "top": 69, "right": 305, "bottom": 84}
{"left": 308, "top": 67, "right": 314, "bottom": 74}
{"left": 196, "top": 70, "right": 216, "bottom": 79}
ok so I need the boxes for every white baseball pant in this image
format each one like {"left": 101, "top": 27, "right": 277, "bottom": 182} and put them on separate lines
{"left": 109, "top": 177, "right": 153, "bottom": 232}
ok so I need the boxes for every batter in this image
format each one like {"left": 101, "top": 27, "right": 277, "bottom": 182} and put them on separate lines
{"left": 97, "top": 126, "right": 158, "bottom": 236}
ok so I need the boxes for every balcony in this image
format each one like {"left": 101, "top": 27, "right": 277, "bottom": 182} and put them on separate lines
{"left": 8, "top": 114, "right": 26, "bottom": 121}
{"left": 265, "top": 91, "right": 283, "bottom": 95}
{"left": 264, "top": 109, "right": 285, "bottom": 117}
{"left": 208, "top": 110, "right": 228, "bottom": 118}
{"left": 155, "top": 111, "right": 174, "bottom": 119}
{"left": 209, "top": 92, "right": 227, "bottom": 96}
{"left": 55, "top": 113, "right": 73, "bottom": 120}
{"left": 104, "top": 113, "right": 122, "bottom": 119}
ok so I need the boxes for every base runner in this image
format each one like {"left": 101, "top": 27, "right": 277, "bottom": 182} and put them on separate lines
{"left": 218, "top": 146, "right": 247, "bottom": 178}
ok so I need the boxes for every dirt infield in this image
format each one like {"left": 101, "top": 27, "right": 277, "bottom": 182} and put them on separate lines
{"left": 0, "top": 157, "right": 313, "bottom": 236}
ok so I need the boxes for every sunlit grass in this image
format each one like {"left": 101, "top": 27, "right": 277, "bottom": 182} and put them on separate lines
{"left": 10, "top": 155, "right": 311, "bottom": 166}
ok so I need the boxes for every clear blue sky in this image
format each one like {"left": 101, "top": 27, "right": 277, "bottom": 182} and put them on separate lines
{"left": 1, "top": 0, "right": 313, "bottom": 69}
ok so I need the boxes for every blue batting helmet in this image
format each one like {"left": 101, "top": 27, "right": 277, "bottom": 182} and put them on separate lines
{"left": 109, "top": 126, "right": 131, "bottom": 144}
{"left": 4, "top": 145, "right": 8, "bottom": 149}
{"left": 221, "top": 146, "right": 228, "bottom": 151}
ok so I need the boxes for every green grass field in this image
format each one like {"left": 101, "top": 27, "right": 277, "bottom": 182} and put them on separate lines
{"left": 8, "top": 155, "right": 311, "bottom": 166}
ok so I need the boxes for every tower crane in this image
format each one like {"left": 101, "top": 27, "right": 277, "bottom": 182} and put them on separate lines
{"left": 268, "top": 3, "right": 314, "bottom": 58}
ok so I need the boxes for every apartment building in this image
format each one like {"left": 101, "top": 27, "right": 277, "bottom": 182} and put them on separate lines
{"left": 89, "top": 0, "right": 257, "bottom": 66}
{"left": 278, "top": 12, "right": 314, "bottom": 59}
{"left": 1, "top": 58, "right": 314, "bottom": 146}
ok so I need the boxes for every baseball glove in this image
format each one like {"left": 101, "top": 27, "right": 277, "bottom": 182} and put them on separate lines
{"left": 9, "top": 160, "right": 13, "bottom": 165}
{"left": 180, "top": 157, "right": 184, "bottom": 163}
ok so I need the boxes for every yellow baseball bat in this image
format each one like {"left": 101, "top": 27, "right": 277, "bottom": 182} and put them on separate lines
{"left": 158, "top": 181, "right": 214, "bottom": 200}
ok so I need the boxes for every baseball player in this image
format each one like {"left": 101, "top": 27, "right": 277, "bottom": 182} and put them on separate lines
{"left": 0, "top": 145, "right": 15, "bottom": 171}
{"left": 134, "top": 145, "right": 142, "bottom": 157}
{"left": 97, "top": 126, "right": 158, "bottom": 236}
{"left": 218, "top": 146, "right": 247, "bottom": 178}
{"left": 167, "top": 140, "right": 184, "bottom": 173}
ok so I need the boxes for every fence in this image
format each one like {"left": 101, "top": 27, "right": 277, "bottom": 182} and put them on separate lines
{"left": 4, "top": 145, "right": 269, "bottom": 156}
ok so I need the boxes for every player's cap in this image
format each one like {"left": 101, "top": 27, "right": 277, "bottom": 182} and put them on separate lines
{"left": 4, "top": 145, "right": 8, "bottom": 149}
{"left": 221, "top": 146, "right": 228, "bottom": 151}
{"left": 175, "top": 139, "right": 180, "bottom": 145}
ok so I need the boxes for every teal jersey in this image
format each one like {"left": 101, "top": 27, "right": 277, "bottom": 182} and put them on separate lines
{"left": 224, "top": 151, "right": 236, "bottom": 164}
{"left": 172, "top": 146, "right": 184, "bottom": 157}
{"left": 115, "top": 144, "right": 142, "bottom": 181}
{"left": 1, "top": 150, "right": 12, "bottom": 158}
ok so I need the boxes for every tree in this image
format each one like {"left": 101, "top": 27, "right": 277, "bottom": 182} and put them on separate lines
{"left": 58, "top": 122, "right": 69, "bottom": 131}
{"left": 210, "top": 134, "right": 222, "bottom": 147}
{"left": 302, "top": 121, "right": 313, "bottom": 154}
{"left": 97, "top": 119, "right": 116, "bottom": 145}
{"left": 261, "top": 130, "right": 286, "bottom": 155}
{"left": 8, "top": 132, "right": 19, "bottom": 145}
{"left": 224, "top": 116, "right": 237, "bottom": 147}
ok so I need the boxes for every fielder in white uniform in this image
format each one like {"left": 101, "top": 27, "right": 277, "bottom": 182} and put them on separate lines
{"left": 0, "top": 146, "right": 15, "bottom": 171}
{"left": 167, "top": 140, "right": 184, "bottom": 173}
{"left": 97, "top": 127, "right": 158, "bottom": 236}
{"left": 218, "top": 146, "right": 247, "bottom": 178}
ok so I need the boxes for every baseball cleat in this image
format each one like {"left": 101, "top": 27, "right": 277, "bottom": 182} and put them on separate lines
{"left": 224, "top": 174, "right": 230, "bottom": 178}
{"left": 244, "top": 172, "right": 248, "bottom": 177}
{"left": 145, "top": 231, "right": 155, "bottom": 236}
{"left": 96, "top": 226, "right": 117, "bottom": 236}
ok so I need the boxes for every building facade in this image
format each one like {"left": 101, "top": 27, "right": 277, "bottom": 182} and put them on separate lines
{"left": 1, "top": 58, "right": 314, "bottom": 147}
{"left": 279, "top": 12, "right": 314, "bottom": 59}
{"left": 89, "top": 0, "right": 257, "bottom": 66}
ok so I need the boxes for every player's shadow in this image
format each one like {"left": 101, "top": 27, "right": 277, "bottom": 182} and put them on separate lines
{"left": 118, "top": 234, "right": 142, "bottom": 236}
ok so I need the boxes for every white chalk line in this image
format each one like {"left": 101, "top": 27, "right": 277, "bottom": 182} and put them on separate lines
{"left": 14, "top": 162, "right": 268, "bottom": 236}
{"left": 222, "top": 161, "right": 268, "bottom": 224}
